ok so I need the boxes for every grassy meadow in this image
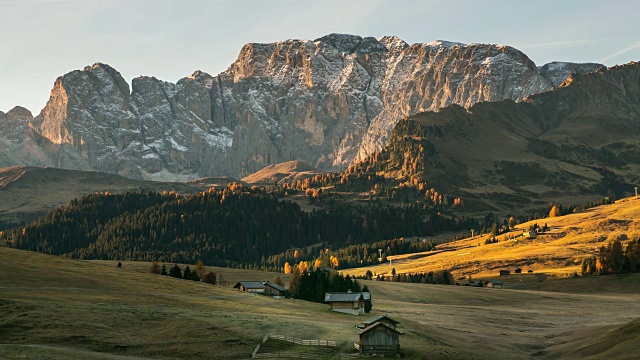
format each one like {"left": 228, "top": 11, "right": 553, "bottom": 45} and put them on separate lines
{"left": 1, "top": 198, "right": 640, "bottom": 359}
{"left": 342, "top": 197, "right": 640, "bottom": 280}
{"left": 0, "top": 246, "right": 639, "bottom": 359}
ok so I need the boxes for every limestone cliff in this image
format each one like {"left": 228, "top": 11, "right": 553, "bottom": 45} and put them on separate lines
{"left": 0, "top": 34, "right": 603, "bottom": 180}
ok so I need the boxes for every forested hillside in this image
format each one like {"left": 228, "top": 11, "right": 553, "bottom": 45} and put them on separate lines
{"left": 0, "top": 184, "right": 474, "bottom": 269}
{"left": 284, "top": 63, "right": 640, "bottom": 214}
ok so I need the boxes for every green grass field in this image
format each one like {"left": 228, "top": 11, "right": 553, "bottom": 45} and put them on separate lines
{"left": 1, "top": 247, "right": 640, "bottom": 359}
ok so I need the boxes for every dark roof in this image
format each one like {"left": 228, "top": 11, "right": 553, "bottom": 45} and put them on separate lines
{"left": 264, "top": 282, "right": 286, "bottom": 292}
{"left": 233, "top": 281, "right": 265, "bottom": 289}
{"left": 356, "top": 322, "right": 404, "bottom": 335}
{"left": 362, "top": 314, "right": 400, "bottom": 326}
{"left": 324, "top": 292, "right": 363, "bottom": 302}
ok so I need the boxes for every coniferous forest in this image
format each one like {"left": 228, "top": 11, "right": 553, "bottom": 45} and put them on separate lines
{"left": 0, "top": 184, "right": 474, "bottom": 270}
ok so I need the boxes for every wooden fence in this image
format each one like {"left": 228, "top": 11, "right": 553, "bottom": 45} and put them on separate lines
{"left": 266, "top": 334, "right": 336, "bottom": 347}
{"left": 252, "top": 334, "right": 338, "bottom": 359}
{"left": 252, "top": 353, "right": 329, "bottom": 359}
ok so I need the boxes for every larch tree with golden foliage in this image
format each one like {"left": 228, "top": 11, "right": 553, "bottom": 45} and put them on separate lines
{"left": 150, "top": 262, "right": 161, "bottom": 274}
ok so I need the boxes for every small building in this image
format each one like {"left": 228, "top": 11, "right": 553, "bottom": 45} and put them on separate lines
{"left": 523, "top": 230, "right": 537, "bottom": 238}
{"left": 514, "top": 268, "right": 522, "bottom": 274}
{"left": 485, "top": 280, "right": 503, "bottom": 288}
{"left": 499, "top": 270, "right": 510, "bottom": 276}
{"left": 324, "top": 291, "right": 370, "bottom": 315}
{"left": 233, "top": 281, "right": 265, "bottom": 293}
{"left": 263, "top": 281, "right": 286, "bottom": 298}
{"left": 357, "top": 314, "right": 400, "bottom": 330}
{"left": 528, "top": 269, "right": 534, "bottom": 273}
{"left": 356, "top": 321, "right": 403, "bottom": 355}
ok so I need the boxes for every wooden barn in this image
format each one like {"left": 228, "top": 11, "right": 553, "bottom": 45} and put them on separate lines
{"left": 485, "top": 280, "right": 503, "bottom": 288}
{"left": 233, "top": 281, "right": 265, "bottom": 293}
{"left": 263, "top": 281, "right": 286, "bottom": 298}
{"left": 357, "top": 314, "right": 400, "bottom": 330}
{"left": 324, "top": 291, "right": 370, "bottom": 315}
{"left": 355, "top": 319, "right": 403, "bottom": 355}
{"left": 499, "top": 270, "right": 510, "bottom": 276}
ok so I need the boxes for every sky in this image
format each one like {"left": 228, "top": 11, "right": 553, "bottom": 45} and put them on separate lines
{"left": 1, "top": 0, "right": 639, "bottom": 113}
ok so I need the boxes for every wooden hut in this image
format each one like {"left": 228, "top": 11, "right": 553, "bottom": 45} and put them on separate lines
{"left": 357, "top": 314, "right": 400, "bottom": 330}
{"left": 499, "top": 270, "right": 510, "bottom": 276}
{"left": 324, "top": 291, "right": 370, "bottom": 315}
{"left": 485, "top": 280, "right": 503, "bottom": 288}
{"left": 233, "top": 281, "right": 265, "bottom": 293}
{"left": 355, "top": 321, "right": 403, "bottom": 355}
{"left": 263, "top": 281, "right": 286, "bottom": 298}
{"left": 514, "top": 268, "right": 522, "bottom": 274}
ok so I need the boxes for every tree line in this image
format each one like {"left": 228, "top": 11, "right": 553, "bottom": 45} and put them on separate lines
{"left": 1, "top": 185, "right": 468, "bottom": 269}
{"left": 581, "top": 238, "right": 640, "bottom": 276}
{"left": 265, "top": 237, "right": 436, "bottom": 272}
{"left": 287, "top": 265, "right": 372, "bottom": 312}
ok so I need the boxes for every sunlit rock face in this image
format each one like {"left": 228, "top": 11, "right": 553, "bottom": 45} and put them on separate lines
{"left": 539, "top": 61, "right": 604, "bottom": 88}
{"left": 1, "top": 34, "right": 599, "bottom": 180}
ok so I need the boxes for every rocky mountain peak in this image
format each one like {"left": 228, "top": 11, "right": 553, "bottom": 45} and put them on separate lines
{"left": 6, "top": 106, "right": 33, "bottom": 121}
{"left": 539, "top": 61, "right": 604, "bottom": 88}
{"left": 0, "top": 33, "right": 607, "bottom": 181}
{"left": 314, "top": 33, "right": 365, "bottom": 52}
{"left": 378, "top": 36, "right": 409, "bottom": 51}
{"left": 426, "top": 40, "right": 466, "bottom": 48}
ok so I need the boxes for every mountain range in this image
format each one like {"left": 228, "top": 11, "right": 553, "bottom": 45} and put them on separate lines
{"left": 361, "top": 62, "right": 640, "bottom": 212}
{"left": 0, "top": 33, "right": 604, "bottom": 181}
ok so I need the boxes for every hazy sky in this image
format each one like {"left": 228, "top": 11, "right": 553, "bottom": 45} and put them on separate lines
{"left": 1, "top": 0, "right": 639, "bottom": 113}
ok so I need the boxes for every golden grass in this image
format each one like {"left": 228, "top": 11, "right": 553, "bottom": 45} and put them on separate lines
{"left": 343, "top": 197, "right": 640, "bottom": 280}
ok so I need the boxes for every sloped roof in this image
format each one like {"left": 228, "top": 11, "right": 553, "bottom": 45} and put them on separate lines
{"left": 264, "top": 282, "right": 286, "bottom": 292}
{"left": 356, "top": 321, "right": 403, "bottom": 335}
{"left": 362, "top": 314, "right": 400, "bottom": 326}
{"left": 233, "top": 281, "right": 265, "bottom": 289}
{"left": 362, "top": 292, "right": 371, "bottom": 300}
{"left": 324, "top": 292, "right": 363, "bottom": 302}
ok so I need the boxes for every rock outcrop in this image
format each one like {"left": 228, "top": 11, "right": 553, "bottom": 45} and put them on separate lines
{"left": 0, "top": 34, "right": 604, "bottom": 180}
{"left": 539, "top": 61, "right": 603, "bottom": 88}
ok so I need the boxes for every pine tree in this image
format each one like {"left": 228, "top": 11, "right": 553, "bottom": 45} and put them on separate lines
{"left": 202, "top": 271, "right": 216, "bottom": 284}
{"left": 183, "top": 266, "right": 193, "bottom": 281}
{"left": 161, "top": 264, "right": 167, "bottom": 276}
{"left": 169, "top": 264, "right": 182, "bottom": 278}
{"left": 362, "top": 284, "right": 373, "bottom": 313}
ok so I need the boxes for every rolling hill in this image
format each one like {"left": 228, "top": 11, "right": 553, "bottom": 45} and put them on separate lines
{"left": 1, "top": 247, "right": 639, "bottom": 359}
{"left": 241, "top": 160, "right": 327, "bottom": 186}
{"left": 342, "top": 196, "right": 640, "bottom": 280}
{"left": 0, "top": 166, "right": 241, "bottom": 223}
